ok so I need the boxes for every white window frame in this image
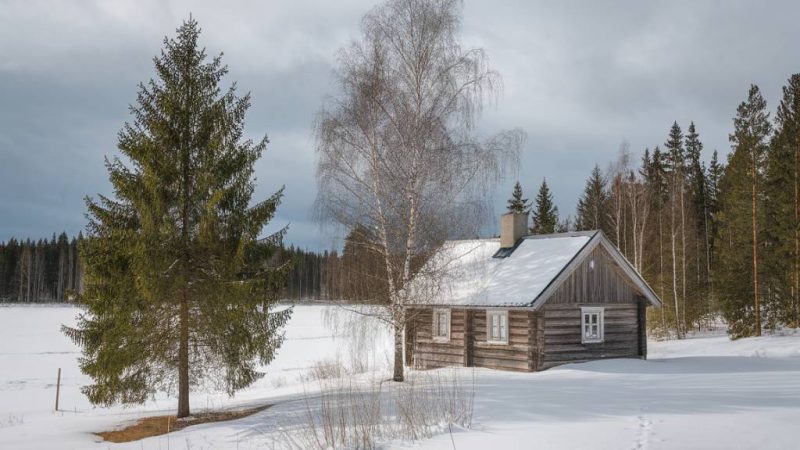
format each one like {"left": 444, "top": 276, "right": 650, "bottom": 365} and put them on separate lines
{"left": 432, "top": 308, "right": 451, "bottom": 342}
{"left": 486, "top": 310, "right": 509, "bottom": 344}
{"left": 581, "top": 307, "right": 605, "bottom": 344}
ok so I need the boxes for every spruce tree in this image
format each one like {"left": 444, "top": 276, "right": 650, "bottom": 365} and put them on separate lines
{"left": 575, "top": 165, "right": 610, "bottom": 233}
{"left": 506, "top": 181, "right": 530, "bottom": 214}
{"left": 707, "top": 151, "right": 724, "bottom": 216}
{"left": 765, "top": 74, "right": 800, "bottom": 328}
{"left": 63, "top": 19, "right": 291, "bottom": 417}
{"left": 685, "top": 123, "right": 707, "bottom": 222}
{"left": 664, "top": 121, "right": 687, "bottom": 337}
{"left": 531, "top": 179, "right": 559, "bottom": 234}
{"left": 684, "top": 122, "right": 710, "bottom": 316}
{"left": 706, "top": 150, "right": 724, "bottom": 282}
{"left": 645, "top": 147, "right": 669, "bottom": 208}
{"left": 717, "top": 84, "right": 770, "bottom": 338}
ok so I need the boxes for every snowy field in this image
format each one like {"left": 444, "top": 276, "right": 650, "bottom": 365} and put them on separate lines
{"left": 1, "top": 304, "right": 800, "bottom": 449}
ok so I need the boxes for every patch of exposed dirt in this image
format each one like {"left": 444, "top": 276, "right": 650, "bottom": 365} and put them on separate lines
{"left": 96, "top": 404, "right": 271, "bottom": 443}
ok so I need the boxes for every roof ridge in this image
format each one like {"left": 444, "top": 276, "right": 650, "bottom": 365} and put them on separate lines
{"left": 443, "top": 230, "right": 599, "bottom": 244}
{"left": 522, "top": 230, "right": 598, "bottom": 240}
{"left": 443, "top": 237, "right": 500, "bottom": 244}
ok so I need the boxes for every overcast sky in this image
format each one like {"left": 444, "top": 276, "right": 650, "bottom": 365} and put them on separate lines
{"left": 2, "top": 0, "right": 799, "bottom": 250}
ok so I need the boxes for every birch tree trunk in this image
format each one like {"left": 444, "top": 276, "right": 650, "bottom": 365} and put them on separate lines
{"left": 659, "top": 212, "right": 666, "bottom": 331}
{"left": 671, "top": 194, "right": 682, "bottom": 339}
{"left": 680, "top": 179, "right": 687, "bottom": 332}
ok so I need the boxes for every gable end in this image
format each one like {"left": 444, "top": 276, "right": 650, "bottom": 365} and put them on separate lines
{"left": 531, "top": 232, "right": 661, "bottom": 308}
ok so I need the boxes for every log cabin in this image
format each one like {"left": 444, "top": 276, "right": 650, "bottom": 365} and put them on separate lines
{"left": 405, "top": 212, "right": 662, "bottom": 372}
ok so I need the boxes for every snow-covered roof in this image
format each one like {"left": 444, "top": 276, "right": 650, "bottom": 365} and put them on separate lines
{"left": 409, "top": 230, "right": 661, "bottom": 308}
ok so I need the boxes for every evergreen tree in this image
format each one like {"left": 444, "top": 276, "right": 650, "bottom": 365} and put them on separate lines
{"left": 645, "top": 147, "right": 669, "bottom": 208}
{"left": 63, "top": 19, "right": 291, "bottom": 417}
{"left": 575, "top": 165, "right": 610, "bottom": 233}
{"left": 506, "top": 181, "right": 530, "bottom": 214}
{"left": 707, "top": 151, "right": 724, "bottom": 217}
{"left": 685, "top": 123, "right": 707, "bottom": 222}
{"left": 664, "top": 122, "right": 686, "bottom": 178}
{"left": 706, "top": 150, "right": 724, "bottom": 281}
{"left": 684, "top": 122, "right": 711, "bottom": 317}
{"left": 664, "top": 121, "right": 687, "bottom": 337}
{"left": 531, "top": 179, "right": 559, "bottom": 234}
{"left": 717, "top": 84, "right": 770, "bottom": 338}
{"left": 764, "top": 74, "right": 800, "bottom": 328}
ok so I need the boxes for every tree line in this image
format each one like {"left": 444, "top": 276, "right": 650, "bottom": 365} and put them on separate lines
{"left": 11, "top": 74, "right": 800, "bottom": 342}
{"left": 0, "top": 233, "right": 83, "bottom": 302}
{"left": 12, "top": 76, "right": 800, "bottom": 343}
{"left": 507, "top": 77, "right": 800, "bottom": 339}
{"left": 0, "top": 231, "right": 383, "bottom": 303}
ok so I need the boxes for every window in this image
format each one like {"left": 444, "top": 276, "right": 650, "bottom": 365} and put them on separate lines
{"left": 433, "top": 309, "right": 450, "bottom": 342}
{"left": 486, "top": 310, "right": 508, "bottom": 344}
{"left": 581, "top": 307, "right": 604, "bottom": 343}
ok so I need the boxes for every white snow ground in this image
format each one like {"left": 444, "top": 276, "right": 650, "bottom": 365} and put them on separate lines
{"left": 1, "top": 305, "right": 800, "bottom": 449}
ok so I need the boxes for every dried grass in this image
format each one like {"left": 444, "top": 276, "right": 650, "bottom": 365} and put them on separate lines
{"left": 280, "top": 369, "right": 474, "bottom": 449}
{"left": 307, "top": 359, "right": 347, "bottom": 381}
{"left": 96, "top": 404, "right": 270, "bottom": 443}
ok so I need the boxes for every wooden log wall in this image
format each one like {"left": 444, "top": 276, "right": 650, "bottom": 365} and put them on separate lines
{"left": 408, "top": 307, "right": 543, "bottom": 372}
{"left": 406, "top": 308, "right": 466, "bottom": 369}
{"left": 541, "top": 303, "right": 641, "bottom": 369}
{"left": 471, "top": 310, "right": 540, "bottom": 371}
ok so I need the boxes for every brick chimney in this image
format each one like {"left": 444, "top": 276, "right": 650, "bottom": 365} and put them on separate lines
{"left": 500, "top": 212, "right": 528, "bottom": 248}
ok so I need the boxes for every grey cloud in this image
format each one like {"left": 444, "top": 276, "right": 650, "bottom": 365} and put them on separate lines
{"left": 2, "top": 0, "right": 800, "bottom": 248}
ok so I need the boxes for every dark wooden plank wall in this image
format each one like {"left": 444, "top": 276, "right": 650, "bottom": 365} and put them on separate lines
{"left": 464, "top": 309, "right": 474, "bottom": 366}
{"left": 637, "top": 297, "right": 647, "bottom": 358}
{"left": 547, "top": 246, "right": 639, "bottom": 305}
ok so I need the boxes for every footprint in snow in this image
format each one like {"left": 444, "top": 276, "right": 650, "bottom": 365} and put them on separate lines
{"left": 632, "top": 415, "right": 652, "bottom": 450}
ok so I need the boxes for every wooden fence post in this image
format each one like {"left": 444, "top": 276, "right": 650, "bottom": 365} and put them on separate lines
{"left": 55, "top": 368, "right": 61, "bottom": 411}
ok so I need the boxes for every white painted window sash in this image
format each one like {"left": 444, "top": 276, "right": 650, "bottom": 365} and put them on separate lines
{"left": 581, "top": 306, "right": 605, "bottom": 343}
{"left": 486, "top": 310, "right": 509, "bottom": 344}
{"left": 433, "top": 308, "right": 451, "bottom": 342}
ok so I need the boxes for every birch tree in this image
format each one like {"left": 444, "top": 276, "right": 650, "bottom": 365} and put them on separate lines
{"left": 315, "top": 0, "right": 522, "bottom": 381}
{"left": 608, "top": 143, "right": 632, "bottom": 251}
{"left": 627, "top": 167, "right": 650, "bottom": 273}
